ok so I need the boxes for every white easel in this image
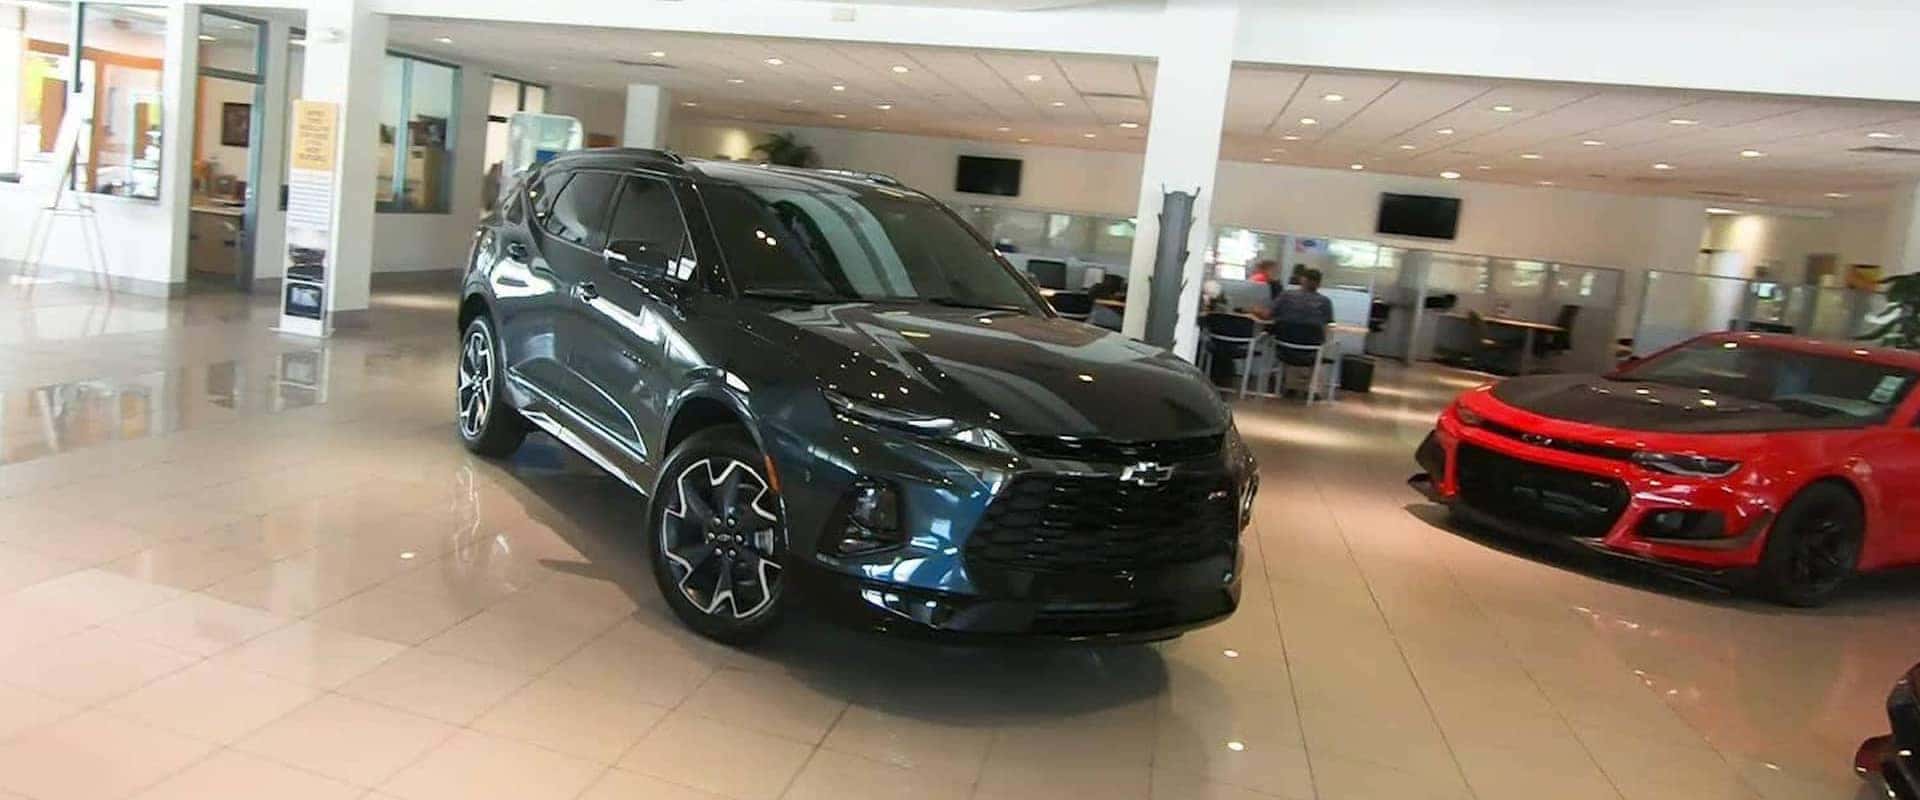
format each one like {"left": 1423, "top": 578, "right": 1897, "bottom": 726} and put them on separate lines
{"left": 15, "top": 97, "right": 111, "bottom": 296}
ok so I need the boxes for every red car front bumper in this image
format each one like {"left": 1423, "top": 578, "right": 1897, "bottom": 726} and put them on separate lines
{"left": 1413, "top": 407, "right": 1781, "bottom": 572}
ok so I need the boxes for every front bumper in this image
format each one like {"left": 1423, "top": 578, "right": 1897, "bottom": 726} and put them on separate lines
{"left": 765, "top": 418, "right": 1256, "bottom": 642}
{"left": 1411, "top": 413, "right": 1776, "bottom": 573}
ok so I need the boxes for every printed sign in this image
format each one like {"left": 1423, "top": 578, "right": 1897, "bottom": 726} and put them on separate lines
{"left": 279, "top": 100, "right": 339, "bottom": 338}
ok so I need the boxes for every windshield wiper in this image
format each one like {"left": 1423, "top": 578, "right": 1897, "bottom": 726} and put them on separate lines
{"left": 924, "top": 297, "right": 1029, "bottom": 313}
{"left": 740, "top": 288, "right": 858, "bottom": 304}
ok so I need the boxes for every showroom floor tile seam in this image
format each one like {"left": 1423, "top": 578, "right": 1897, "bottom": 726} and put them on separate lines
{"left": 1236, "top": 449, "right": 1323, "bottom": 800}
{"left": 1242, "top": 401, "right": 1480, "bottom": 797}
{"left": 770, "top": 699, "right": 856, "bottom": 800}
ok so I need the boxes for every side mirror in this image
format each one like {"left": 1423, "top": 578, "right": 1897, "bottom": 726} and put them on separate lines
{"left": 603, "top": 239, "right": 670, "bottom": 281}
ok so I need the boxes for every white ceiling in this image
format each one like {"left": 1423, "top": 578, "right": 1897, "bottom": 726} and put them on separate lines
{"left": 385, "top": 16, "right": 1920, "bottom": 210}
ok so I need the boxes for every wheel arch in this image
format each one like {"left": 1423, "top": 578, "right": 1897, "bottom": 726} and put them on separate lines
{"left": 662, "top": 386, "right": 758, "bottom": 462}
{"left": 458, "top": 292, "right": 491, "bottom": 333}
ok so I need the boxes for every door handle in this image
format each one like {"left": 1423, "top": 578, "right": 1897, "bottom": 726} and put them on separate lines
{"left": 572, "top": 281, "right": 599, "bottom": 303}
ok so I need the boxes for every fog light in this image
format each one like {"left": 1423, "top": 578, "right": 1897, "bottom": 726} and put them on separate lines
{"left": 1636, "top": 509, "right": 1726, "bottom": 540}
{"left": 830, "top": 479, "right": 905, "bottom": 557}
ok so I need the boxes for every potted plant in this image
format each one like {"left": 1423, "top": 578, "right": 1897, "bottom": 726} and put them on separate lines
{"left": 1860, "top": 273, "right": 1920, "bottom": 350}
{"left": 751, "top": 132, "right": 820, "bottom": 168}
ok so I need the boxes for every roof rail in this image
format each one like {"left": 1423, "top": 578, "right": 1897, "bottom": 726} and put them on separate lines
{"left": 814, "top": 167, "right": 901, "bottom": 187}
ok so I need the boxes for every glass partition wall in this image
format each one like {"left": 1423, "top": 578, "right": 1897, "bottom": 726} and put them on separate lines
{"left": 958, "top": 204, "right": 1135, "bottom": 265}
{"left": 1633, "top": 272, "right": 1888, "bottom": 355}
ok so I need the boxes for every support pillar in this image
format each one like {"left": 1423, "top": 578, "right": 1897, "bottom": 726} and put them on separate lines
{"left": 159, "top": 3, "right": 198, "bottom": 286}
{"left": 622, "top": 84, "right": 672, "bottom": 149}
{"left": 251, "top": 19, "right": 291, "bottom": 283}
{"left": 1120, "top": 0, "right": 1238, "bottom": 359}
{"left": 298, "top": 0, "right": 385, "bottom": 317}
{"left": 1882, "top": 180, "right": 1920, "bottom": 276}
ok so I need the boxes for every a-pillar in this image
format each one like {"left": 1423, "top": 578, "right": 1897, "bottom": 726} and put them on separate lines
{"left": 623, "top": 84, "right": 672, "bottom": 149}
{"left": 299, "top": 0, "right": 385, "bottom": 320}
{"left": 1120, "top": 0, "right": 1238, "bottom": 359}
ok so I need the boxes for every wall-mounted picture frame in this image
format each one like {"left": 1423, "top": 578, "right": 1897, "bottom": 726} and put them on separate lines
{"left": 220, "top": 102, "right": 252, "bottom": 147}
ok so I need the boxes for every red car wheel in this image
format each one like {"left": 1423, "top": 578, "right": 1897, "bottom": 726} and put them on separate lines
{"left": 1755, "top": 481, "right": 1865, "bottom": 607}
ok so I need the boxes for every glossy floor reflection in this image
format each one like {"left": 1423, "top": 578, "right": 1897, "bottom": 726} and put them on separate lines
{"left": 0, "top": 272, "right": 1912, "bottom": 799}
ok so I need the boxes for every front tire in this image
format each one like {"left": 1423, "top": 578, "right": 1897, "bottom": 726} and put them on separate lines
{"left": 1753, "top": 482, "right": 1864, "bottom": 607}
{"left": 457, "top": 316, "right": 528, "bottom": 457}
{"left": 648, "top": 426, "right": 787, "bottom": 644}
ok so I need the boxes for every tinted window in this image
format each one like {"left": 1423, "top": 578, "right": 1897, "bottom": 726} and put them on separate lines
{"left": 704, "top": 182, "right": 1038, "bottom": 311}
{"left": 1624, "top": 340, "right": 1918, "bottom": 425}
{"left": 606, "top": 176, "right": 688, "bottom": 273}
{"left": 542, "top": 171, "right": 619, "bottom": 249}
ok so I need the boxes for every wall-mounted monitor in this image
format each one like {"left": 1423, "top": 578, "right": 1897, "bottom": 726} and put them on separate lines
{"left": 1376, "top": 192, "right": 1461, "bottom": 240}
{"left": 955, "top": 155, "right": 1022, "bottom": 197}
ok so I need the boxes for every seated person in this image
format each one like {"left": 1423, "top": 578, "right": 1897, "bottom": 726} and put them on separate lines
{"left": 1264, "top": 268, "right": 1334, "bottom": 335}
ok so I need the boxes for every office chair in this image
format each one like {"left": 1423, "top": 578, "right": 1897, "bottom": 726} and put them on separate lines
{"left": 1047, "top": 291, "right": 1095, "bottom": 322}
{"left": 1269, "top": 321, "right": 1339, "bottom": 404}
{"left": 1533, "top": 304, "right": 1580, "bottom": 358}
{"left": 1198, "top": 312, "right": 1260, "bottom": 392}
{"left": 1026, "top": 259, "right": 1068, "bottom": 289}
{"left": 1466, "top": 311, "right": 1522, "bottom": 375}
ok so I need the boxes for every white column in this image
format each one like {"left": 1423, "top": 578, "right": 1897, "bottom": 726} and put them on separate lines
{"left": 622, "top": 84, "right": 672, "bottom": 149}
{"left": 1120, "top": 0, "right": 1238, "bottom": 359}
{"left": 251, "top": 19, "right": 290, "bottom": 283}
{"left": 299, "top": 0, "right": 385, "bottom": 315}
{"left": 159, "top": 3, "right": 199, "bottom": 285}
{"left": 1881, "top": 180, "right": 1920, "bottom": 275}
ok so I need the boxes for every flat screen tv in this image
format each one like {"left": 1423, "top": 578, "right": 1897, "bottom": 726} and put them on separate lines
{"left": 1376, "top": 192, "right": 1461, "bottom": 240}
{"left": 955, "top": 156, "right": 1022, "bottom": 197}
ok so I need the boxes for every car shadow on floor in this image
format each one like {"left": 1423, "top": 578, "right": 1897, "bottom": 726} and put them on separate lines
{"left": 1402, "top": 502, "right": 1920, "bottom": 617}
{"left": 479, "top": 437, "right": 1171, "bottom": 726}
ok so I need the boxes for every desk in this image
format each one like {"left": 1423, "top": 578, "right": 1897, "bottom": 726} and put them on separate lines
{"left": 1445, "top": 313, "right": 1565, "bottom": 374}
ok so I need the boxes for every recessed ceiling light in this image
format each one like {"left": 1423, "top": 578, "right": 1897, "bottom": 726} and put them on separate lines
{"left": 1867, "top": 131, "right": 1900, "bottom": 139}
{"left": 833, "top": 113, "right": 848, "bottom": 119}
{"left": 1476, "top": 164, "right": 1492, "bottom": 170}
{"left": 1536, "top": 180, "right": 1556, "bottom": 186}
{"left": 1520, "top": 152, "right": 1542, "bottom": 160}
{"left": 890, "top": 65, "right": 910, "bottom": 74}
{"left": 1398, "top": 144, "right": 1417, "bottom": 150}
{"left": 1299, "top": 117, "right": 1318, "bottom": 126}
{"left": 434, "top": 36, "right": 453, "bottom": 44}
{"left": 649, "top": 51, "right": 667, "bottom": 59}
{"left": 1652, "top": 162, "right": 1674, "bottom": 170}
{"left": 1349, "top": 163, "right": 1365, "bottom": 170}
{"left": 765, "top": 57, "right": 785, "bottom": 66}
{"left": 831, "top": 84, "right": 846, "bottom": 92}
{"left": 1050, "top": 101, "right": 1068, "bottom": 108}
{"left": 874, "top": 103, "right": 894, "bottom": 110}
{"left": 996, "top": 126, "right": 1011, "bottom": 132}
{"left": 727, "top": 78, "right": 745, "bottom": 84}
{"left": 1491, "top": 104, "right": 1515, "bottom": 112}
{"left": 1440, "top": 170, "right": 1461, "bottom": 179}
{"left": 1119, "top": 121, "right": 1140, "bottom": 129}
{"left": 1082, "top": 132, "right": 1098, "bottom": 139}
{"left": 1667, "top": 118, "right": 1698, "bottom": 126}
{"left": 1739, "top": 149, "right": 1765, "bottom": 158}
{"left": 289, "top": 38, "right": 304, "bottom": 46}
{"left": 1825, "top": 192, "right": 1851, "bottom": 199}
{"left": 1018, "top": 137, "right": 1032, "bottom": 143}
{"left": 1281, "top": 134, "right": 1301, "bottom": 141}
{"left": 1322, "top": 93, "right": 1344, "bottom": 102}
{"left": 682, "top": 101, "right": 699, "bottom": 107}
{"left": 1743, "top": 196, "right": 1765, "bottom": 203}
{"left": 1435, "top": 127, "right": 1455, "bottom": 135}
{"left": 1261, "top": 157, "right": 1275, "bottom": 162}
{"left": 1025, "top": 73, "right": 1043, "bottom": 82}
{"left": 1705, "top": 207, "right": 1737, "bottom": 215}
{"left": 1581, "top": 139, "right": 1605, "bottom": 146}
{"left": 788, "top": 99, "right": 804, "bottom": 105}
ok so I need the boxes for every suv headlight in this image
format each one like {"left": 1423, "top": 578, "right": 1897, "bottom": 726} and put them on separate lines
{"left": 1631, "top": 451, "right": 1740, "bottom": 478}
{"left": 824, "top": 391, "right": 1015, "bottom": 455}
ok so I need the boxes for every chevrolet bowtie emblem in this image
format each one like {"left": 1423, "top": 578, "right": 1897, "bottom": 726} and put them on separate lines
{"left": 1120, "top": 461, "right": 1175, "bottom": 487}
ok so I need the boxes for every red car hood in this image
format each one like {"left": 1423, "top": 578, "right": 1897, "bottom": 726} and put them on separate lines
{"left": 1461, "top": 375, "right": 1820, "bottom": 458}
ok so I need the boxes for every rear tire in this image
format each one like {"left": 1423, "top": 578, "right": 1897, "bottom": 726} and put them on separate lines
{"left": 457, "top": 316, "right": 528, "bottom": 457}
{"left": 1753, "top": 482, "right": 1863, "bottom": 607}
{"left": 648, "top": 425, "right": 787, "bottom": 645}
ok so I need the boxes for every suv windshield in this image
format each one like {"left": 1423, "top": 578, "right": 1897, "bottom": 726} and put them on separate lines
{"left": 704, "top": 179, "right": 1041, "bottom": 312}
{"left": 1618, "top": 340, "right": 1917, "bottom": 424}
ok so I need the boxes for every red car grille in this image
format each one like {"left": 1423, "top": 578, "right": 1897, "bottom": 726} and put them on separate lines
{"left": 1455, "top": 444, "right": 1629, "bottom": 538}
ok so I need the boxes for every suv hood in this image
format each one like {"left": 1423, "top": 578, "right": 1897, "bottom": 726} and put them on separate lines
{"left": 745, "top": 303, "right": 1228, "bottom": 441}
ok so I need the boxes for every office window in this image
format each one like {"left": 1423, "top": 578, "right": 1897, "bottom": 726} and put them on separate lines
{"left": 377, "top": 52, "right": 458, "bottom": 213}
{"left": 0, "top": 0, "right": 73, "bottom": 185}
{"left": 76, "top": 3, "right": 165, "bottom": 200}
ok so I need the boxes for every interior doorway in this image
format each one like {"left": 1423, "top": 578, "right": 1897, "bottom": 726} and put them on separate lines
{"left": 189, "top": 9, "right": 264, "bottom": 291}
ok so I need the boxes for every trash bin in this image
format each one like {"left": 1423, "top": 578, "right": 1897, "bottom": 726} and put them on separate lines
{"left": 1339, "top": 355, "right": 1376, "bottom": 393}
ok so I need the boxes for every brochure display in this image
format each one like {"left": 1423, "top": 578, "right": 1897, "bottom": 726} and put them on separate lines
{"left": 279, "top": 100, "right": 340, "bottom": 337}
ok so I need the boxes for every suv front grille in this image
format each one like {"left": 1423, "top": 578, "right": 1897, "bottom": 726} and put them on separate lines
{"left": 964, "top": 473, "right": 1236, "bottom": 574}
{"left": 1456, "top": 444, "right": 1628, "bottom": 538}
{"left": 1002, "top": 434, "right": 1222, "bottom": 464}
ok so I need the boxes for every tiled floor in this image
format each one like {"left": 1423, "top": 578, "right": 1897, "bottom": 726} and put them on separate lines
{"left": 0, "top": 271, "right": 1914, "bottom": 799}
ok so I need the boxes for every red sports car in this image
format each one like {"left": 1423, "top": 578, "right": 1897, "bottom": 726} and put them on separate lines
{"left": 1412, "top": 332, "right": 1920, "bottom": 605}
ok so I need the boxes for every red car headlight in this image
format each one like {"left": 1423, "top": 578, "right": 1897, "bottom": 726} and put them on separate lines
{"left": 1631, "top": 451, "right": 1740, "bottom": 478}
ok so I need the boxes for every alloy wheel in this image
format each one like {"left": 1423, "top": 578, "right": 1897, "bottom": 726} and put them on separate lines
{"left": 660, "top": 458, "right": 783, "bottom": 619}
{"left": 458, "top": 328, "right": 493, "bottom": 438}
{"left": 1787, "top": 511, "right": 1856, "bottom": 592}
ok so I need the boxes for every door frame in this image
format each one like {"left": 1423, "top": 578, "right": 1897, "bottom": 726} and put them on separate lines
{"left": 196, "top": 8, "right": 268, "bottom": 291}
